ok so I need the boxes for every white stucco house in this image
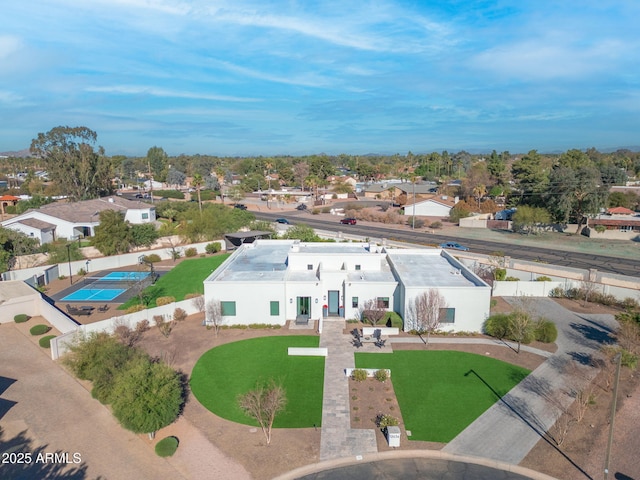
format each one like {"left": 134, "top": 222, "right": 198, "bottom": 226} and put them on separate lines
{"left": 203, "top": 240, "right": 491, "bottom": 333}
{"left": 1, "top": 196, "right": 156, "bottom": 244}
{"left": 404, "top": 196, "right": 458, "bottom": 217}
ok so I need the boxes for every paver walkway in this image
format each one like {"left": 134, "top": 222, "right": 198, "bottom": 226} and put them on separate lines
{"left": 443, "top": 298, "right": 618, "bottom": 464}
{"left": 319, "top": 319, "right": 378, "bottom": 461}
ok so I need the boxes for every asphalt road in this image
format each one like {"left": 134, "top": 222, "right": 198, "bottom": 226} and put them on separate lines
{"left": 253, "top": 211, "right": 640, "bottom": 277}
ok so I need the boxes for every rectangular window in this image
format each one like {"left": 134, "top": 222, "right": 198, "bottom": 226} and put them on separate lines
{"left": 221, "top": 301, "right": 236, "bottom": 316}
{"left": 439, "top": 308, "right": 455, "bottom": 324}
{"left": 307, "top": 264, "right": 313, "bottom": 270}
{"left": 377, "top": 297, "right": 389, "bottom": 308}
{"left": 142, "top": 213, "right": 149, "bottom": 219}
{"left": 352, "top": 296, "right": 358, "bottom": 308}
{"left": 355, "top": 264, "right": 361, "bottom": 271}
{"left": 270, "top": 301, "right": 279, "bottom": 316}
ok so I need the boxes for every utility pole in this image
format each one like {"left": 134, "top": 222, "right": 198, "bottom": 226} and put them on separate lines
{"left": 412, "top": 178, "right": 416, "bottom": 229}
{"left": 66, "top": 243, "right": 73, "bottom": 285}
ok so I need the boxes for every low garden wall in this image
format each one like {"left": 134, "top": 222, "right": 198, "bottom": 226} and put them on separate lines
{"left": 287, "top": 347, "right": 328, "bottom": 356}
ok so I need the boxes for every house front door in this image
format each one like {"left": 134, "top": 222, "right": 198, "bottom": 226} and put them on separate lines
{"left": 297, "top": 296, "right": 310, "bottom": 319}
{"left": 328, "top": 290, "right": 339, "bottom": 316}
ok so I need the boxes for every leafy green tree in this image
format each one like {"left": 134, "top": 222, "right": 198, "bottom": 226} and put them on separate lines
{"left": 92, "top": 210, "right": 132, "bottom": 255}
{"left": 30, "top": 126, "right": 112, "bottom": 200}
{"left": 110, "top": 355, "right": 184, "bottom": 438}
{"left": 147, "top": 146, "right": 169, "bottom": 182}
{"left": 15, "top": 195, "right": 55, "bottom": 214}
{"left": 511, "top": 150, "right": 552, "bottom": 206}
{"left": 0, "top": 226, "right": 40, "bottom": 272}
{"left": 281, "top": 224, "right": 324, "bottom": 242}
{"left": 546, "top": 150, "right": 606, "bottom": 232}
{"left": 180, "top": 204, "right": 253, "bottom": 242}
{"left": 512, "top": 206, "right": 551, "bottom": 235}
{"left": 131, "top": 223, "right": 159, "bottom": 248}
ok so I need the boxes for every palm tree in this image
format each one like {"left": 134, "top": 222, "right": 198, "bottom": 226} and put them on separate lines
{"left": 192, "top": 173, "right": 203, "bottom": 213}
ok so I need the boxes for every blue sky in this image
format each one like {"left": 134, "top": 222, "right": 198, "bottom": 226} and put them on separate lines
{"left": 1, "top": 1, "right": 639, "bottom": 156}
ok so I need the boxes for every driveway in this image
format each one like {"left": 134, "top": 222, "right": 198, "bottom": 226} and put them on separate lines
{"left": 0, "top": 323, "right": 185, "bottom": 480}
{"left": 443, "top": 298, "right": 618, "bottom": 465}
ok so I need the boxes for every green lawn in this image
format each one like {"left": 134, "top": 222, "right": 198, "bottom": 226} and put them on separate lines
{"left": 355, "top": 350, "right": 530, "bottom": 442}
{"left": 190, "top": 336, "right": 324, "bottom": 428}
{"left": 119, "top": 253, "right": 230, "bottom": 309}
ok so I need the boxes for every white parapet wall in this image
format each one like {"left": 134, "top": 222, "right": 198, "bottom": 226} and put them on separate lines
{"left": 287, "top": 347, "right": 328, "bottom": 357}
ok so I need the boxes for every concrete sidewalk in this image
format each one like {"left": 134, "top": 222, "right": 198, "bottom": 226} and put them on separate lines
{"left": 318, "top": 319, "right": 377, "bottom": 461}
{"left": 443, "top": 298, "right": 618, "bottom": 464}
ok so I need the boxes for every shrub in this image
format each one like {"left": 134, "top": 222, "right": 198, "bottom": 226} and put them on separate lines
{"left": 549, "top": 286, "right": 565, "bottom": 298}
{"left": 247, "top": 323, "right": 281, "bottom": 329}
{"left": 505, "top": 276, "right": 520, "bottom": 281}
{"left": 125, "top": 304, "right": 147, "bottom": 314}
{"left": 483, "top": 313, "right": 511, "bottom": 339}
{"left": 374, "top": 369, "right": 389, "bottom": 382}
{"left": 621, "top": 297, "right": 639, "bottom": 311}
{"left": 30, "top": 324, "right": 50, "bottom": 336}
{"left": 494, "top": 268, "right": 507, "bottom": 281}
{"left": 408, "top": 217, "right": 425, "bottom": 228}
{"left": 429, "top": 221, "right": 443, "bottom": 229}
{"left": 155, "top": 436, "right": 179, "bottom": 457}
{"left": 156, "top": 296, "right": 176, "bottom": 306}
{"left": 173, "top": 307, "right": 187, "bottom": 322}
{"left": 535, "top": 276, "right": 552, "bottom": 282}
{"left": 185, "top": 247, "right": 197, "bottom": 257}
{"left": 205, "top": 242, "right": 220, "bottom": 254}
{"left": 621, "top": 349, "right": 638, "bottom": 370}
{"left": 143, "top": 254, "right": 162, "bottom": 263}
{"left": 352, "top": 369, "right": 367, "bottom": 382}
{"left": 39, "top": 335, "right": 56, "bottom": 348}
{"left": 153, "top": 190, "right": 185, "bottom": 200}
{"left": 77, "top": 268, "right": 87, "bottom": 276}
{"left": 376, "top": 413, "right": 399, "bottom": 428}
{"left": 535, "top": 318, "right": 558, "bottom": 343}
{"left": 311, "top": 208, "right": 320, "bottom": 215}
{"left": 594, "top": 225, "right": 606, "bottom": 233}
{"left": 14, "top": 314, "right": 29, "bottom": 323}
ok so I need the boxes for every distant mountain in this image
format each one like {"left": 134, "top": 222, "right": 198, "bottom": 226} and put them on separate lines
{"left": 0, "top": 148, "right": 30, "bottom": 158}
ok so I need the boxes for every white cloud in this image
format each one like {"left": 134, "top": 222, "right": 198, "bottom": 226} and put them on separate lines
{"left": 85, "top": 85, "right": 258, "bottom": 102}
{"left": 0, "top": 35, "right": 22, "bottom": 60}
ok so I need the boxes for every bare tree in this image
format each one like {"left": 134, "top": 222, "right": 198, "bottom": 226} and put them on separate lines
{"left": 113, "top": 317, "right": 144, "bottom": 347}
{"left": 205, "top": 299, "right": 224, "bottom": 335}
{"left": 508, "top": 306, "right": 533, "bottom": 354}
{"left": 154, "top": 314, "right": 174, "bottom": 338}
{"left": 191, "top": 295, "right": 205, "bottom": 313}
{"left": 407, "top": 289, "right": 447, "bottom": 345}
{"left": 360, "top": 298, "right": 387, "bottom": 326}
{"left": 580, "top": 279, "right": 599, "bottom": 307}
{"left": 238, "top": 380, "right": 287, "bottom": 445}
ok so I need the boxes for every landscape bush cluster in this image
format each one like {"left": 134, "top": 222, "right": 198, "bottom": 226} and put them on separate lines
{"left": 63, "top": 331, "right": 184, "bottom": 436}
{"left": 14, "top": 314, "right": 29, "bottom": 323}
{"left": 550, "top": 286, "right": 639, "bottom": 310}
{"left": 483, "top": 313, "right": 558, "bottom": 344}
{"left": 344, "top": 208, "right": 405, "bottom": 225}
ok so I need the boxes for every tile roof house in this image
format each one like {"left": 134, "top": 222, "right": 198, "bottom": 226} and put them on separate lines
{"left": 586, "top": 206, "right": 640, "bottom": 240}
{"left": 1, "top": 196, "right": 156, "bottom": 244}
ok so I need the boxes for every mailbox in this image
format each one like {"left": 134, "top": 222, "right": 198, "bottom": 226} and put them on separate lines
{"left": 386, "top": 426, "right": 401, "bottom": 447}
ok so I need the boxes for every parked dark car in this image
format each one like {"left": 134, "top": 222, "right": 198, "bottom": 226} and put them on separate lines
{"left": 340, "top": 218, "right": 357, "bottom": 225}
{"left": 276, "top": 218, "right": 290, "bottom": 224}
{"left": 233, "top": 204, "right": 248, "bottom": 210}
{"left": 439, "top": 242, "right": 469, "bottom": 251}
{"left": 296, "top": 204, "right": 308, "bottom": 211}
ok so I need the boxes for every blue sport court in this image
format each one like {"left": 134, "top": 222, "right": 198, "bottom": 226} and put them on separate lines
{"left": 61, "top": 271, "right": 150, "bottom": 302}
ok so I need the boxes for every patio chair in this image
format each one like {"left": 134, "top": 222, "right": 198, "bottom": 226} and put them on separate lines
{"left": 375, "top": 338, "right": 386, "bottom": 349}
{"left": 98, "top": 304, "right": 109, "bottom": 312}
{"left": 352, "top": 338, "right": 363, "bottom": 348}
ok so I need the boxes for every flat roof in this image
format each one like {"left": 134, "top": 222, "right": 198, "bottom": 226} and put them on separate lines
{"left": 386, "top": 249, "right": 483, "bottom": 287}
